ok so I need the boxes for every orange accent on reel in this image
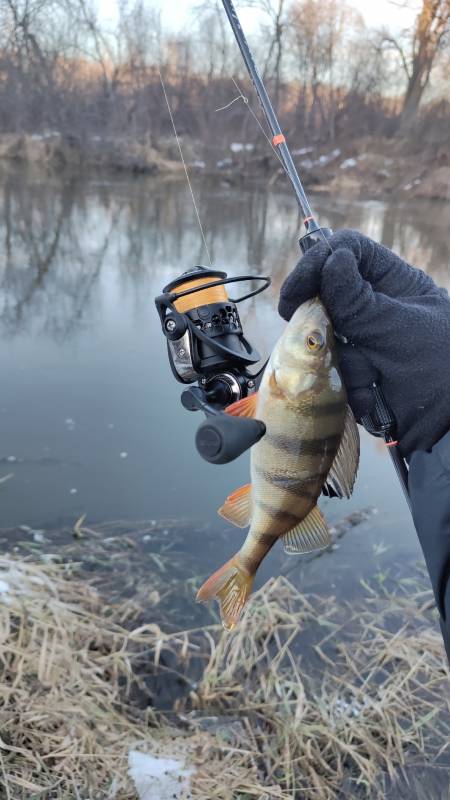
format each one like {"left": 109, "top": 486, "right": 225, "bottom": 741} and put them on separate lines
{"left": 385, "top": 440, "right": 399, "bottom": 447}
{"left": 173, "top": 277, "right": 228, "bottom": 313}
{"left": 272, "top": 133, "right": 286, "bottom": 147}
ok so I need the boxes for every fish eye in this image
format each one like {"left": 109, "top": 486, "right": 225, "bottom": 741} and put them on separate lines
{"left": 306, "top": 331, "right": 324, "bottom": 352}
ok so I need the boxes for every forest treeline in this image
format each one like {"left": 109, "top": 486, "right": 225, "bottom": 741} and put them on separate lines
{"left": 0, "top": 0, "right": 449, "bottom": 154}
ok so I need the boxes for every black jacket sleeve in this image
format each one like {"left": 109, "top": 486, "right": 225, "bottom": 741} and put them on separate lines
{"left": 409, "top": 429, "right": 450, "bottom": 662}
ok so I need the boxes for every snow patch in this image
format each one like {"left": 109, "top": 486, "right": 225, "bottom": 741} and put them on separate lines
{"left": 340, "top": 158, "right": 357, "bottom": 170}
{"left": 230, "top": 142, "right": 254, "bottom": 153}
{"left": 318, "top": 148, "right": 341, "bottom": 165}
{"left": 292, "top": 146, "right": 313, "bottom": 156}
{"left": 128, "top": 751, "right": 193, "bottom": 800}
{"left": 300, "top": 158, "right": 314, "bottom": 170}
{"left": 216, "top": 157, "right": 233, "bottom": 168}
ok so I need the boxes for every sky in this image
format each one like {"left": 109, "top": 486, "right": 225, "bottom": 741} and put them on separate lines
{"left": 98, "top": 0, "right": 417, "bottom": 35}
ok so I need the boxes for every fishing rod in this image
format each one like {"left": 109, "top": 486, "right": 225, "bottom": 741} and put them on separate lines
{"left": 154, "top": 1, "right": 411, "bottom": 512}
{"left": 220, "top": 0, "right": 411, "bottom": 510}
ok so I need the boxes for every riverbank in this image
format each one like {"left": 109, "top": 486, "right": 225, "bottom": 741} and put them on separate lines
{"left": 0, "top": 517, "right": 448, "bottom": 799}
{"left": 0, "top": 132, "right": 449, "bottom": 202}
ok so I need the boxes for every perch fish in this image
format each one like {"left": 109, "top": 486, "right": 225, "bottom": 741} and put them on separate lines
{"left": 197, "top": 298, "right": 360, "bottom": 630}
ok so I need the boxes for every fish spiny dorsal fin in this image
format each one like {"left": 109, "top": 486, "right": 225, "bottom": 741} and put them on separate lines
{"left": 218, "top": 484, "right": 252, "bottom": 528}
{"left": 225, "top": 393, "right": 259, "bottom": 419}
{"left": 324, "top": 406, "right": 360, "bottom": 500}
{"left": 282, "top": 505, "right": 331, "bottom": 554}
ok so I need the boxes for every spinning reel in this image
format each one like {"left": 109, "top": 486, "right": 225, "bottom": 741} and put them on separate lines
{"left": 155, "top": 266, "right": 271, "bottom": 464}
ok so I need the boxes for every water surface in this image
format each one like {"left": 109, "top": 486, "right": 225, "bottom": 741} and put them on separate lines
{"left": 0, "top": 168, "right": 449, "bottom": 586}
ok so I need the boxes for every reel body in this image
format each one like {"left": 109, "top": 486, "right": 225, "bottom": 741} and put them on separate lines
{"left": 155, "top": 266, "right": 270, "bottom": 463}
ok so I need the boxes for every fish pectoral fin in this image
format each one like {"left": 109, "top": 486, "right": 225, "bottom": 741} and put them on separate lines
{"left": 325, "top": 405, "right": 360, "bottom": 500}
{"left": 218, "top": 484, "right": 252, "bottom": 528}
{"left": 282, "top": 506, "right": 331, "bottom": 554}
{"left": 226, "top": 393, "right": 259, "bottom": 419}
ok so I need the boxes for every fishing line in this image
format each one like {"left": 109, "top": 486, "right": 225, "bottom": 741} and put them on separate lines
{"left": 158, "top": 68, "right": 213, "bottom": 267}
{"left": 217, "top": 78, "right": 334, "bottom": 257}
{"left": 216, "top": 78, "right": 286, "bottom": 173}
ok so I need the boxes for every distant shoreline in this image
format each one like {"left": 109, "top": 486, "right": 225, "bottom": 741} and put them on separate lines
{"left": 0, "top": 131, "right": 449, "bottom": 203}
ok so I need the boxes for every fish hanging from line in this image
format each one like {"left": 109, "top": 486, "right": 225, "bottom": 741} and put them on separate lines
{"left": 196, "top": 298, "right": 360, "bottom": 630}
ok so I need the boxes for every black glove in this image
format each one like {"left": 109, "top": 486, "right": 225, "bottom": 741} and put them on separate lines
{"left": 278, "top": 229, "right": 450, "bottom": 459}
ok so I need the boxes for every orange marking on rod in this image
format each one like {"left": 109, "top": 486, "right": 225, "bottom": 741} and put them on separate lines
{"left": 385, "top": 440, "right": 399, "bottom": 447}
{"left": 272, "top": 134, "right": 285, "bottom": 146}
{"left": 304, "top": 215, "right": 314, "bottom": 225}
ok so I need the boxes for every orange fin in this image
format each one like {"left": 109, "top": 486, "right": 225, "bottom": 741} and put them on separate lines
{"left": 225, "top": 392, "right": 259, "bottom": 419}
{"left": 218, "top": 484, "right": 252, "bottom": 528}
{"left": 196, "top": 555, "right": 254, "bottom": 631}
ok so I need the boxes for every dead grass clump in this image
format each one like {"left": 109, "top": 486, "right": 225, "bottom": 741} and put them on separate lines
{"left": 0, "top": 553, "right": 448, "bottom": 800}
{"left": 190, "top": 576, "right": 450, "bottom": 799}
{"left": 0, "top": 556, "right": 158, "bottom": 799}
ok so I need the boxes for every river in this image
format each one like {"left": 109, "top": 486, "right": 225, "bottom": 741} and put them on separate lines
{"left": 0, "top": 167, "right": 449, "bottom": 596}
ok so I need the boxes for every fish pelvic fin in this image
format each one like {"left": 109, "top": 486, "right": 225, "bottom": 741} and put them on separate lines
{"left": 196, "top": 555, "right": 254, "bottom": 631}
{"left": 218, "top": 483, "right": 252, "bottom": 528}
{"left": 282, "top": 505, "right": 331, "bottom": 554}
{"left": 324, "top": 405, "right": 360, "bottom": 499}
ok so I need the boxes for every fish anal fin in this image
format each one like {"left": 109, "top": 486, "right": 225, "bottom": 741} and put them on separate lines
{"left": 282, "top": 505, "right": 331, "bottom": 554}
{"left": 325, "top": 406, "right": 360, "bottom": 500}
{"left": 226, "top": 393, "right": 259, "bottom": 419}
{"left": 218, "top": 484, "right": 252, "bottom": 528}
{"left": 196, "top": 555, "right": 254, "bottom": 630}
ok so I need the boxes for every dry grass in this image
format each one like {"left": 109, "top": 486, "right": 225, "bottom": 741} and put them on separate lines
{"left": 0, "top": 556, "right": 158, "bottom": 798}
{"left": 188, "top": 577, "right": 450, "bottom": 799}
{"left": 0, "top": 554, "right": 448, "bottom": 799}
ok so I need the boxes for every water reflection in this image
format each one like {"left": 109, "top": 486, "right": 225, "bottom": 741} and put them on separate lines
{"left": 0, "top": 168, "right": 448, "bottom": 562}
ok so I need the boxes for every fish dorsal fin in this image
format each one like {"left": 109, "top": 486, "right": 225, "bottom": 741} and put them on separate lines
{"left": 282, "top": 505, "right": 331, "bottom": 554}
{"left": 324, "top": 406, "right": 360, "bottom": 500}
{"left": 218, "top": 484, "right": 252, "bottom": 528}
{"left": 226, "top": 393, "right": 259, "bottom": 419}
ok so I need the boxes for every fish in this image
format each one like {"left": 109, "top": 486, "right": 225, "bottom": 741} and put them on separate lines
{"left": 196, "top": 298, "right": 360, "bottom": 630}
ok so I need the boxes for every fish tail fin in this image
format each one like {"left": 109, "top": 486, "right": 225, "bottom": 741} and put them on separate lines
{"left": 196, "top": 554, "right": 254, "bottom": 631}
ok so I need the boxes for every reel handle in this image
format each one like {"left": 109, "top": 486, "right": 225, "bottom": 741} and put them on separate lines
{"left": 196, "top": 414, "right": 266, "bottom": 465}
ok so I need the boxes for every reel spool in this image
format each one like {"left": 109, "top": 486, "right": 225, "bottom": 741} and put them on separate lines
{"left": 155, "top": 266, "right": 271, "bottom": 464}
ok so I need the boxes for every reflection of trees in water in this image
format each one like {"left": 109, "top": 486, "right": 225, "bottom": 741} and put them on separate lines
{"left": 388, "top": 203, "right": 450, "bottom": 289}
{"left": 0, "top": 173, "right": 448, "bottom": 342}
{"left": 314, "top": 196, "right": 450, "bottom": 289}
{"left": 0, "top": 174, "right": 122, "bottom": 339}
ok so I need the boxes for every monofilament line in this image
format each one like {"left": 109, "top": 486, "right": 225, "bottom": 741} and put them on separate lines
{"left": 158, "top": 68, "right": 212, "bottom": 267}
{"left": 217, "top": 78, "right": 333, "bottom": 257}
{"left": 216, "top": 78, "right": 285, "bottom": 173}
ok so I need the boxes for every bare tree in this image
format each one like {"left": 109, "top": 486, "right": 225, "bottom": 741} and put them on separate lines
{"left": 380, "top": 0, "right": 450, "bottom": 130}
{"left": 249, "top": 0, "right": 289, "bottom": 108}
{"left": 288, "top": 0, "right": 365, "bottom": 140}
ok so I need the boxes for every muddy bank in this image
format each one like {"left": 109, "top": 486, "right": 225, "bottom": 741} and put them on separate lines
{"left": 214, "top": 134, "right": 450, "bottom": 202}
{"left": 0, "top": 132, "right": 184, "bottom": 176}
{"left": 1, "top": 131, "right": 449, "bottom": 201}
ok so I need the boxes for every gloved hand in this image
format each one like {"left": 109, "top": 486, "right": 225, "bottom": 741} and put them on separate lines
{"left": 278, "top": 229, "right": 450, "bottom": 459}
